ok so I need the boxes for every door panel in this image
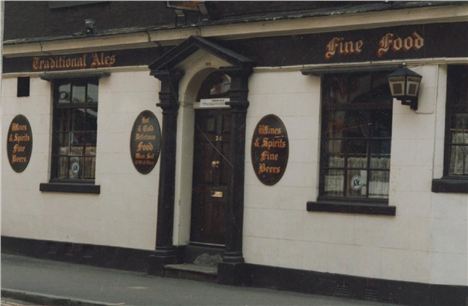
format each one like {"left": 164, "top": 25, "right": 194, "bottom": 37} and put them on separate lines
{"left": 191, "top": 109, "right": 231, "bottom": 245}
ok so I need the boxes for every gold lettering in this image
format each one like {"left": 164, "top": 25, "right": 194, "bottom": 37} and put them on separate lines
{"left": 403, "top": 36, "right": 413, "bottom": 50}
{"left": 260, "top": 151, "right": 279, "bottom": 162}
{"left": 392, "top": 37, "right": 402, "bottom": 51}
{"left": 11, "top": 123, "right": 27, "bottom": 131}
{"left": 413, "top": 32, "right": 424, "bottom": 49}
{"left": 136, "top": 141, "right": 153, "bottom": 152}
{"left": 325, "top": 37, "right": 343, "bottom": 60}
{"left": 90, "top": 53, "right": 101, "bottom": 68}
{"left": 344, "top": 41, "right": 354, "bottom": 54}
{"left": 325, "top": 37, "right": 364, "bottom": 59}
{"left": 355, "top": 40, "right": 363, "bottom": 52}
{"left": 258, "top": 163, "right": 281, "bottom": 174}
{"left": 378, "top": 31, "right": 424, "bottom": 57}
{"left": 378, "top": 33, "right": 394, "bottom": 57}
{"left": 12, "top": 155, "right": 27, "bottom": 163}
{"left": 32, "top": 58, "right": 40, "bottom": 71}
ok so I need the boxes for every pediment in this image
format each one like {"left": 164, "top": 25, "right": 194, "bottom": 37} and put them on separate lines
{"left": 149, "top": 36, "right": 254, "bottom": 74}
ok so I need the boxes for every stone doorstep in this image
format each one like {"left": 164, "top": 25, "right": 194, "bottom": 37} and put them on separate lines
{"left": 163, "top": 263, "right": 219, "bottom": 283}
{"left": 164, "top": 263, "right": 217, "bottom": 275}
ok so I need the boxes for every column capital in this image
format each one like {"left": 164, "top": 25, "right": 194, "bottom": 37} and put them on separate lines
{"left": 151, "top": 68, "right": 184, "bottom": 83}
{"left": 222, "top": 65, "right": 253, "bottom": 111}
{"left": 152, "top": 68, "right": 184, "bottom": 112}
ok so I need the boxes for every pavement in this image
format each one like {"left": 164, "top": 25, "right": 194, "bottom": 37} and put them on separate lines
{"left": 1, "top": 254, "right": 394, "bottom": 306}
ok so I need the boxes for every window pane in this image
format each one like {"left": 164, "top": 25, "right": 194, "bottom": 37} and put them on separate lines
{"left": 451, "top": 130, "right": 468, "bottom": 145}
{"left": 83, "top": 157, "right": 96, "bottom": 179}
{"left": 347, "top": 139, "right": 367, "bottom": 169}
{"left": 72, "top": 131, "right": 89, "bottom": 146}
{"left": 85, "top": 145, "right": 96, "bottom": 157}
{"left": 328, "top": 110, "right": 370, "bottom": 139}
{"left": 325, "top": 76, "right": 349, "bottom": 104}
{"left": 328, "top": 155, "right": 345, "bottom": 168}
{"left": 346, "top": 169, "right": 367, "bottom": 197}
{"left": 87, "top": 82, "right": 98, "bottom": 104}
{"left": 449, "top": 145, "right": 467, "bottom": 175}
{"left": 350, "top": 73, "right": 390, "bottom": 105}
{"left": 56, "top": 156, "right": 69, "bottom": 179}
{"left": 83, "top": 131, "right": 97, "bottom": 147}
{"left": 326, "top": 111, "right": 346, "bottom": 138}
{"left": 453, "top": 113, "right": 468, "bottom": 129}
{"left": 71, "top": 108, "right": 86, "bottom": 131}
{"left": 56, "top": 132, "right": 70, "bottom": 155}
{"left": 85, "top": 108, "right": 98, "bottom": 131}
{"left": 371, "top": 110, "right": 392, "bottom": 137}
{"left": 70, "top": 145, "right": 84, "bottom": 156}
{"left": 56, "top": 109, "right": 70, "bottom": 132}
{"left": 370, "top": 140, "right": 391, "bottom": 169}
{"left": 369, "top": 171, "right": 389, "bottom": 199}
{"left": 326, "top": 140, "right": 344, "bottom": 168}
{"left": 349, "top": 74, "right": 372, "bottom": 104}
{"left": 72, "top": 84, "right": 86, "bottom": 104}
{"left": 58, "top": 83, "right": 71, "bottom": 104}
{"left": 323, "top": 169, "right": 344, "bottom": 197}
{"left": 68, "top": 157, "right": 82, "bottom": 179}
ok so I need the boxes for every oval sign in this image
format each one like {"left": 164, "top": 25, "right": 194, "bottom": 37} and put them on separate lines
{"left": 130, "top": 110, "right": 161, "bottom": 174}
{"left": 251, "top": 114, "right": 289, "bottom": 185}
{"left": 7, "top": 114, "right": 33, "bottom": 173}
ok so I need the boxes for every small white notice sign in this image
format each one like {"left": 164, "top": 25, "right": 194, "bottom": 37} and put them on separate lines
{"left": 199, "top": 98, "right": 230, "bottom": 108}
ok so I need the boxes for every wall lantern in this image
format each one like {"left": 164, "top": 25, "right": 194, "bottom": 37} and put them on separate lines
{"left": 387, "top": 65, "right": 422, "bottom": 110}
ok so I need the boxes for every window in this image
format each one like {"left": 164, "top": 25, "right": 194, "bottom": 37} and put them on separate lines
{"left": 319, "top": 71, "right": 393, "bottom": 202}
{"left": 17, "top": 77, "right": 30, "bottom": 97}
{"left": 444, "top": 66, "right": 468, "bottom": 177}
{"left": 51, "top": 79, "right": 98, "bottom": 181}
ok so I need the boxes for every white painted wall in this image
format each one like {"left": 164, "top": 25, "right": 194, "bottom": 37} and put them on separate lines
{"left": 242, "top": 66, "right": 468, "bottom": 286}
{"left": 2, "top": 59, "right": 467, "bottom": 286}
{"left": 1, "top": 70, "right": 161, "bottom": 250}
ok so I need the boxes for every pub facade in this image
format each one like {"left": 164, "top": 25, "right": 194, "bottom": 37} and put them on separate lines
{"left": 2, "top": 2, "right": 468, "bottom": 305}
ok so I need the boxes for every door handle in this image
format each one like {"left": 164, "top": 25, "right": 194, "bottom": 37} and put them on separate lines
{"left": 211, "top": 160, "right": 220, "bottom": 168}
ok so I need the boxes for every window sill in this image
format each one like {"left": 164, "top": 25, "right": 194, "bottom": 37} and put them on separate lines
{"left": 432, "top": 178, "right": 468, "bottom": 193}
{"left": 307, "top": 201, "right": 396, "bottom": 216}
{"left": 40, "top": 182, "right": 100, "bottom": 194}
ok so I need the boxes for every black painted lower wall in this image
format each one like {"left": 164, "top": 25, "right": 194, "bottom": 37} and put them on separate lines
{"left": 1, "top": 236, "right": 153, "bottom": 272}
{"left": 243, "top": 264, "right": 468, "bottom": 306}
{"left": 3, "top": 236, "right": 468, "bottom": 306}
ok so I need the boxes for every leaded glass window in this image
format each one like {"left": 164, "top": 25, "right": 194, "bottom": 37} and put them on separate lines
{"left": 51, "top": 79, "right": 98, "bottom": 181}
{"left": 320, "top": 71, "right": 393, "bottom": 200}
{"left": 445, "top": 66, "right": 468, "bottom": 176}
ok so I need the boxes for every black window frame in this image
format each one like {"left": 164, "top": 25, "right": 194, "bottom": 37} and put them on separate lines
{"left": 443, "top": 65, "right": 468, "bottom": 178}
{"left": 49, "top": 78, "right": 99, "bottom": 184}
{"left": 317, "top": 71, "right": 393, "bottom": 205}
{"left": 432, "top": 65, "right": 468, "bottom": 193}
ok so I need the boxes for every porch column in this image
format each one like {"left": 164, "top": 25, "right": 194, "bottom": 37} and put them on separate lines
{"left": 148, "top": 68, "right": 184, "bottom": 275}
{"left": 218, "top": 65, "right": 253, "bottom": 284}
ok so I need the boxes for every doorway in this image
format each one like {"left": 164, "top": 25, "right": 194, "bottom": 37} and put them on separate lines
{"left": 190, "top": 108, "right": 231, "bottom": 246}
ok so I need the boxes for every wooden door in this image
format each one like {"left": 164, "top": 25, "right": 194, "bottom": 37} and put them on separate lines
{"left": 190, "top": 109, "right": 231, "bottom": 245}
